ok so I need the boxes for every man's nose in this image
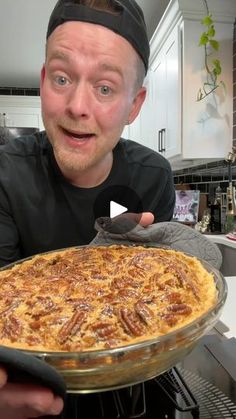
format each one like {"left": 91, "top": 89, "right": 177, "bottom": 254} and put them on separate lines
{"left": 66, "top": 82, "right": 92, "bottom": 118}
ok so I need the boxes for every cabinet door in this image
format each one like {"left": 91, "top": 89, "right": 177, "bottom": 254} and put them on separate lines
{"left": 151, "top": 27, "right": 181, "bottom": 159}
{"left": 123, "top": 72, "right": 157, "bottom": 150}
{"left": 121, "top": 125, "right": 129, "bottom": 140}
{"left": 0, "top": 107, "right": 43, "bottom": 130}
{"left": 0, "top": 96, "right": 44, "bottom": 131}
{"left": 152, "top": 55, "right": 166, "bottom": 154}
{"left": 128, "top": 115, "right": 141, "bottom": 144}
{"left": 139, "top": 72, "right": 157, "bottom": 150}
{"left": 182, "top": 20, "right": 233, "bottom": 159}
{"left": 164, "top": 28, "right": 181, "bottom": 159}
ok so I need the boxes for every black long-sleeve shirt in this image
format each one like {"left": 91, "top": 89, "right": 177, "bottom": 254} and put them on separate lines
{"left": 0, "top": 132, "right": 175, "bottom": 266}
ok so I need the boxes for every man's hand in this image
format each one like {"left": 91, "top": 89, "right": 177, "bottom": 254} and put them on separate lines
{"left": 0, "top": 367, "right": 63, "bottom": 419}
{"left": 135, "top": 212, "right": 154, "bottom": 226}
{"left": 95, "top": 211, "right": 154, "bottom": 235}
{"left": 114, "top": 211, "right": 154, "bottom": 226}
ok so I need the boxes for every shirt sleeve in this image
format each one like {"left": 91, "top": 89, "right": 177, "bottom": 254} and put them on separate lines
{"left": 0, "top": 185, "right": 21, "bottom": 267}
{"left": 149, "top": 167, "right": 176, "bottom": 223}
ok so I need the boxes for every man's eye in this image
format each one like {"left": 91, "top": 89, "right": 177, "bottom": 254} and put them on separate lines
{"left": 99, "top": 85, "right": 111, "bottom": 95}
{"left": 55, "top": 76, "right": 68, "bottom": 86}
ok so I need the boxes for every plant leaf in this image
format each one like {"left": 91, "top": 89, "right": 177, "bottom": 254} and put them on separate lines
{"left": 212, "top": 59, "right": 221, "bottom": 75}
{"left": 207, "top": 25, "right": 215, "bottom": 38}
{"left": 212, "top": 58, "right": 221, "bottom": 67}
{"left": 220, "top": 80, "right": 226, "bottom": 91}
{"left": 197, "top": 11, "right": 224, "bottom": 101}
{"left": 209, "top": 39, "right": 219, "bottom": 50}
{"left": 197, "top": 89, "right": 204, "bottom": 101}
{"left": 201, "top": 15, "right": 213, "bottom": 26}
{"left": 199, "top": 32, "right": 209, "bottom": 46}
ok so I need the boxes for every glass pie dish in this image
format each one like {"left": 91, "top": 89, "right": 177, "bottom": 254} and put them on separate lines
{"left": 0, "top": 249, "right": 227, "bottom": 394}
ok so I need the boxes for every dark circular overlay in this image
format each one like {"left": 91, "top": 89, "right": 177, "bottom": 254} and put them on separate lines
{"left": 93, "top": 185, "right": 143, "bottom": 234}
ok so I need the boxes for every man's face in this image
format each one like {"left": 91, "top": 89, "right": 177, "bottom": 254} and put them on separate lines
{"left": 40, "top": 21, "right": 146, "bottom": 181}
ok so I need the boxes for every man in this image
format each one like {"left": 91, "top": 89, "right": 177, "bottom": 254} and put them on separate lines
{"left": 0, "top": 0, "right": 175, "bottom": 268}
{"left": 0, "top": 0, "right": 175, "bottom": 416}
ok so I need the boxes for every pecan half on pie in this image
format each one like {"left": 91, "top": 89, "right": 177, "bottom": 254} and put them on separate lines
{"left": 0, "top": 245, "right": 217, "bottom": 352}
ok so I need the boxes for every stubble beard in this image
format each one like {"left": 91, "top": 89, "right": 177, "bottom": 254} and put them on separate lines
{"left": 52, "top": 138, "right": 114, "bottom": 177}
{"left": 45, "top": 122, "right": 103, "bottom": 173}
{"left": 44, "top": 119, "right": 118, "bottom": 178}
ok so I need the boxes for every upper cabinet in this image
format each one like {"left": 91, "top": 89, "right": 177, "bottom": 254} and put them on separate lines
{"left": 0, "top": 95, "right": 44, "bottom": 131}
{"left": 125, "top": 0, "right": 236, "bottom": 169}
{"left": 122, "top": 74, "right": 157, "bottom": 152}
{"left": 151, "top": 25, "right": 181, "bottom": 159}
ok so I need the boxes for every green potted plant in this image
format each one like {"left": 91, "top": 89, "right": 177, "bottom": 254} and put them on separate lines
{"left": 197, "top": 0, "right": 225, "bottom": 101}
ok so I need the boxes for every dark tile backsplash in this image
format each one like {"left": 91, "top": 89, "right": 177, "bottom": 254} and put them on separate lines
{"left": 173, "top": 160, "right": 236, "bottom": 194}
{"left": 0, "top": 87, "right": 40, "bottom": 96}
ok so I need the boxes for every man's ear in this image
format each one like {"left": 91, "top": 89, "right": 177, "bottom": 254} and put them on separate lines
{"left": 127, "top": 87, "right": 146, "bottom": 124}
{"left": 40, "top": 65, "right": 46, "bottom": 90}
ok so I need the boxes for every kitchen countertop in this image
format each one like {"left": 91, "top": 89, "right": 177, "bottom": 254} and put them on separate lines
{"left": 216, "top": 275, "right": 236, "bottom": 339}
{"left": 205, "top": 233, "right": 236, "bottom": 248}
{"left": 204, "top": 234, "right": 236, "bottom": 338}
{"left": 177, "top": 234, "right": 236, "bottom": 414}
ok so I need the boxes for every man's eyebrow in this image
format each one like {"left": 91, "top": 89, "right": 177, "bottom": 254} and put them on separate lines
{"left": 47, "top": 53, "right": 124, "bottom": 79}
{"left": 98, "top": 63, "right": 123, "bottom": 78}
{"left": 48, "top": 51, "right": 71, "bottom": 63}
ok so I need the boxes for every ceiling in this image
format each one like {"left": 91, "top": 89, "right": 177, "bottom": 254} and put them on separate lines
{"left": 0, "top": 0, "right": 170, "bottom": 88}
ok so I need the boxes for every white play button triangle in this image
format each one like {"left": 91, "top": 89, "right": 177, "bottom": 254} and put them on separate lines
{"left": 110, "top": 201, "right": 128, "bottom": 218}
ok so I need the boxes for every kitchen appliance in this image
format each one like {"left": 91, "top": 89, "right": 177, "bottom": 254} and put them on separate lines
{"left": 52, "top": 335, "right": 236, "bottom": 418}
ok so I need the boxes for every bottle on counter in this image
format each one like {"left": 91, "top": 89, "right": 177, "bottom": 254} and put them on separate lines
{"left": 215, "top": 185, "right": 222, "bottom": 206}
{"left": 209, "top": 185, "right": 222, "bottom": 233}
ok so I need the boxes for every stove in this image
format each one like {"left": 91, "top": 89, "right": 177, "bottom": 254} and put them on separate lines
{"left": 54, "top": 367, "right": 199, "bottom": 419}
{"left": 47, "top": 334, "right": 236, "bottom": 419}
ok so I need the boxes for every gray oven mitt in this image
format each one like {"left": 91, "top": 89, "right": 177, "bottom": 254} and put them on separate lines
{"left": 91, "top": 217, "right": 222, "bottom": 270}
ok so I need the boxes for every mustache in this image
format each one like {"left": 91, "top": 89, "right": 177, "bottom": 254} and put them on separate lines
{"left": 57, "top": 117, "right": 97, "bottom": 134}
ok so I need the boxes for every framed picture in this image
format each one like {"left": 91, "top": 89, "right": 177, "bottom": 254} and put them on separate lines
{"left": 173, "top": 190, "right": 200, "bottom": 224}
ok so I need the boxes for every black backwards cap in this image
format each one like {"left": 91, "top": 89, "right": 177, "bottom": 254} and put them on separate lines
{"left": 46, "top": 0, "right": 150, "bottom": 73}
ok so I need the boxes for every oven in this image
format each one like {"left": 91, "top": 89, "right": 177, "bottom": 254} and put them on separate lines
{"left": 49, "top": 333, "right": 236, "bottom": 419}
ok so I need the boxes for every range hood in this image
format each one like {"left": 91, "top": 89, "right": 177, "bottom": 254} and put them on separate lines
{"left": 0, "top": 127, "right": 39, "bottom": 145}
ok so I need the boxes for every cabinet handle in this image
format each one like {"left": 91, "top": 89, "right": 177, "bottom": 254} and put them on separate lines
{"left": 158, "top": 130, "right": 162, "bottom": 152}
{"left": 161, "top": 128, "right": 166, "bottom": 152}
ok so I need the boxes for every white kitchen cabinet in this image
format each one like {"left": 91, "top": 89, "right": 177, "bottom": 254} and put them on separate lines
{"left": 127, "top": 114, "right": 141, "bottom": 144}
{"left": 121, "top": 126, "right": 129, "bottom": 140}
{"left": 0, "top": 95, "right": 44, "bottom": 131}
{"left": 150, "top": 0, "right": 236, "bottom": 168}
{"left": 130, "top": 0, "right": 235, "bottom": 169}
{"left": 139, "top": 72, "right": 158, "bottom": 151}
{"left": 181, "top": 18, "right": 233, "bottom": 161}
{"left": 151, "top": 26, "right": 181, "bottom": 159}
{"left": 122, "top": 71, "right": 159, "bottom": 151}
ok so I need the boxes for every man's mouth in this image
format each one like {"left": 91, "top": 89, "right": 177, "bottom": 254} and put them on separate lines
{"left": 62, "top": 127, "right": 95, "bottom": 141}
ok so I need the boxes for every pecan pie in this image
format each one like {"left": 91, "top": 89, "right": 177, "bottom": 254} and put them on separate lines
{"left": 0, "top": 245, "right": 217, "bottom": 352}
